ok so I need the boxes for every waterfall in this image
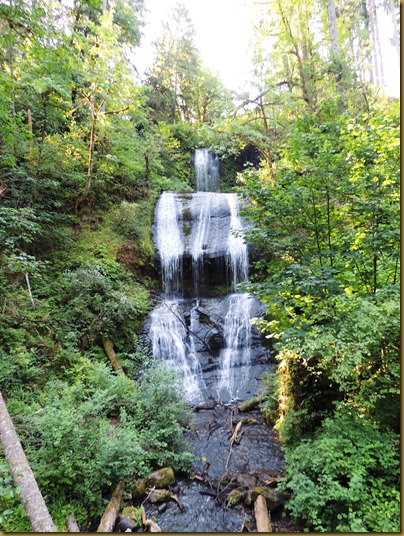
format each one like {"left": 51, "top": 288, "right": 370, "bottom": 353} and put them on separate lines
{"left": 217, "top": 293, "right": 252, "bottom": 401}
{"left": 194, "top": 148, "right": 220, "bottom": 192}
{"left": 144, "top": 150, "right": 284, "bottom": 533}
{"left": 225, "top": 193, "right": 249, "bottom": 290}
{"left": 149, "top": 301, "right": 205, "bottom": 404}
{"left": 149, "top": 148, "right": 261, "bottom": 404}
{"left": 190, "top": 192, "right": 212, "bottom": 293}
{"left": 155, "top": 192, "right": 184, "bottom": 297}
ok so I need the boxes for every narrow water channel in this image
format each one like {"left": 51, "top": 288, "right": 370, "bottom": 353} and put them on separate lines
{"left": 143, "top": 149, "right": 288, "bottom": 532}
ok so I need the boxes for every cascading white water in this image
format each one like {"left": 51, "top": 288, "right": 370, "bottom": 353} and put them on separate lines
{"left": 151, "top": 149, "right": 256, "bottom": 403}
{"left": 194, "top": 148, "right": 220, "bottom": 192}
{"left": 225, "top": 193, "right": 249, "bottom": 290}
{"left": 149, "top": 301, "right": 205, "bottom": 404}
{"left": 217, "top": 293, "right": 252, "bottom": 401}
{"left": 155, "top": 192, "right": 184, "bottom": 296}
{"left": 190, "top": 192, "right": 212, "bottom": 292}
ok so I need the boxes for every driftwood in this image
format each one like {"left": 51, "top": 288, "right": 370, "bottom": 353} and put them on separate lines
{"left": 146, "top": 520, "right": 162, "bottom": 532}
{"left": 162, "top": 300, "right": 214, "bottom": 355}
{"left": 67, "top": 513, "right": 80, "bottom": 532}
{"left": 0, "top": 392, "right": 57, "bottom": 532}
{"left": 101, "top": 336, "right": 124, "bottom": 374}
{"left": 96, "top": 480, "right": 125, "bottom": 532}
{"left": 254, "top": 494, "right": 272, "bottom": 532}
{"left": 170, "top": 493, "right": 185, "bottom": 511}
{"left": 140, "top": 504, "right": 147, "bottom": 525}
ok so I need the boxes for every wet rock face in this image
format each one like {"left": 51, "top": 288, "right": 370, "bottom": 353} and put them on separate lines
{"left": 142, "top": 294, "right": 271, "bottom": 404}
{"left": 153, "top": 191, "right": 248, "bottom": 295}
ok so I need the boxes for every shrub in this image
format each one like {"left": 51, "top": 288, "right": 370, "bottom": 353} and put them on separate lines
{"left": 18, "top": 362, "right": 192, "bottom": 522}
{"left": 279, "top": 406, "right": 400, "bottom": 532}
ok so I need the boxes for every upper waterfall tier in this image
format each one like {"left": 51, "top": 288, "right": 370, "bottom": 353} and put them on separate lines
{"left": 194, "top": 148, "right": 220, "bottom": 192}
{"left": 154, "top": 191, "right": 248, "bottom": 296}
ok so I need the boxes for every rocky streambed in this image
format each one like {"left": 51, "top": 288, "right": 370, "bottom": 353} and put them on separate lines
{"left": 114, "top": 401, "right": 296, "bottom": 533}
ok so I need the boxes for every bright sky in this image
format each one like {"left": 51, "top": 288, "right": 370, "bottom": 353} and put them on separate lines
{"left": 133, "top": 0, "right": 400, "bottom": 98}
{"left": 133, "top": 0, "right": 254, "bottom": 91}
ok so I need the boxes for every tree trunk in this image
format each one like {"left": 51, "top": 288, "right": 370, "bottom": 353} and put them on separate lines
{"left": 27, "top": 108, "right": 34, "bottom": 159}
{"left": 97, "top": 480, "right": 125, "bottom": 532}
{"left": 326, "top": 0, "right": 345, "bottom": 109}
{"left": 0, "top": 392, "right": 57, "bottom": 532}
{"left": 387, "top": 0, "right": 400, "bottom": 62}
{"left": 102, "top": 335, "right": 125, "bottom": 374}
{"left": 327, "top": 0, "right": 339, "bottom": 55}
{"left": 101, "top": 336, "right": 124, "bottom": 374}
{"left": 254, "top": 494, "right": 272, "bottom": 532}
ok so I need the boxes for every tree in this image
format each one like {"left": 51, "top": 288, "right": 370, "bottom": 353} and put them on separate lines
{"left": 148, "top": 3, "right": 201, "bottom": 123}
{"left": 0, "top": 392, "right": 57, "bottom": 532}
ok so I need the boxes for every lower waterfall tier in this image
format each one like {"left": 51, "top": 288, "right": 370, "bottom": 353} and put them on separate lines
{"left": 143, "top": 294, "right": 273, "bottom": 404}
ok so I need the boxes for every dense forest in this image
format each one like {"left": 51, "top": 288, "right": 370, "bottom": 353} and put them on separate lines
{"left": 0, "top": 0, "right": 400, "bottom": 532}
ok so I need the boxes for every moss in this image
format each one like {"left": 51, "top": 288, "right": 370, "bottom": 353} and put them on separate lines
{"left": 182, "top": 222, "right": 191, "bottom": 236}
{"left": 226, "top": 489, "right": 243, "bottom": 507}
{"left": 132, "top": 479, "right": 146, "bottom": 498}
{"left": 145, "top": 467, "right": 175, "bottom": 488}
{"left": 182, "top": 207, "right": 192, "bottom": 221}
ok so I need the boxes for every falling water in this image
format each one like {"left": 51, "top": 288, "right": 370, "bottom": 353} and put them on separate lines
{"left": 194, "top": 148, "right": 220, "bottom": 192}
{"left": 151, "top": 150, "right": 254, "bottom": 403}
{"left": 190, "top": 192, "right": 212, "bottom": 293}
{"left": 155, "top": 192, "right": 184, "bottom": 297}
{"left": 149, "top": 301, "right": 205, "bottom": 404}
{"left": 217, "top": 293, "right": 252, "bottom": 401}
{"left": 225, "top": 193, "right": 249, "bottom": 290}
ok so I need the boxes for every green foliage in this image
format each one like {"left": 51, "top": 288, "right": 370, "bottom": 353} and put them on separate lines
{"left": 54, "top": 260, "right": 149, "bottom": 351}
{"left": 240, "top": 99, "right": 400, "bottom": 532}
{"left": 279, "top": 407, "right": 400, "bottom": 532}
{"left": 0, "top": 462, "right": 16, "bottom": 528}
{"left": 16, "top": 361, "right": 192, "bottom": 522}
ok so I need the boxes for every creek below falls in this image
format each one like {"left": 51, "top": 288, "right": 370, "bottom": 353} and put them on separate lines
{"left": 139, "top": 149, "right": 289, "bottom": 532}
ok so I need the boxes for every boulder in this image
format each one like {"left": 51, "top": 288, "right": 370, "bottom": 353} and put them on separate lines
{"left": 119, "top": 516, "right": 137, "bottom": 532}
{"left": 132, "top": 479, "right": 146, "bottom": 499}
{"left": 145, "top": 467, "right": 175, "bottom": 488}
{"left": 148, "top": 489, "right": 171, "bottom": 504}
{"left": 248, "top": 486, "right": 284, "bottom": 511}
{"left": 235, "top": 473, "right": 257, "bottom": 489}
{"left": 122, "top": 506, "right": 140, "bottom": 522}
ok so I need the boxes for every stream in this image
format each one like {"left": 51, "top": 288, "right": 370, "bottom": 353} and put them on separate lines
{"left": 141, "top": 149, "right": 289, "bottom": 532}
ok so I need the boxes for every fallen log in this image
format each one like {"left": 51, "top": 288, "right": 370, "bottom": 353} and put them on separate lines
{"left": 67, "top": 514, "right": 80, "bottom": 532}
{"left": 96, "top": 480, "right": 125, "bottom": 532}
{"left": 0, "top": 392, "right": 57, "bottom": 532}
{"left": 238, "top": 396, "right": 263, "bottom": 412}
{"left": 254, "top": 494, "right": 272, "bottom": 532}
{"left": 101, "top": 336, "right": 124, "bottom": 374}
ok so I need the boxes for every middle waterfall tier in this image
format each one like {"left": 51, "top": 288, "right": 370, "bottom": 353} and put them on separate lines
{"left": 154, "top": 191, "right": 248, "bottom": 297}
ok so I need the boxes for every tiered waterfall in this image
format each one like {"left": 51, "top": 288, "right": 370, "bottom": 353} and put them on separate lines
{"left": 148, "top": 149, "right": 268, "bottom": 404}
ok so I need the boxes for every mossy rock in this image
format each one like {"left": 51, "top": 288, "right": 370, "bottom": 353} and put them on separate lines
{"left": 122, "top": 506, "right": 141, "bottom": 524}
{"left": 226, "top": 489, "right": 243, "bottom": 507}
{"left": 132, "top": 478, "right": 146, "bottom": 498}
{"left": 146, "top": 467, "right": 175, "bottom": 488}
{"left": 248, "top": 486, "right": 282, "bottom": 511}
{"left": 149, "top": 489, "right": 171, "bottom": 504}
{"left": 238, "top": 397, "right": 263, "bottom": 412}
